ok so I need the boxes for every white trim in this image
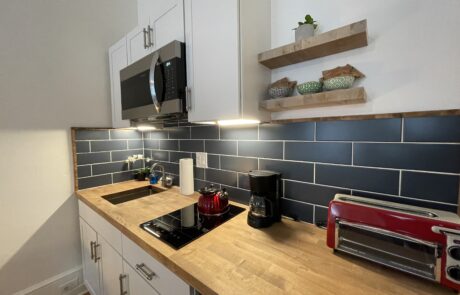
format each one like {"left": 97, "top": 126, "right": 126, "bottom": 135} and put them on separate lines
{"left": 13, "top": 266, "right": 84, "bottom": 295}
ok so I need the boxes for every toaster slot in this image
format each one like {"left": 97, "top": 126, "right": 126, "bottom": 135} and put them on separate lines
{"left": 336, "top": 220, "right": 440, "bottom": 281}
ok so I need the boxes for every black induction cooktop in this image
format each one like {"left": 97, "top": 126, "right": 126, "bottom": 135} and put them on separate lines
{"left": 140, "top": 203, "right": 245, "bottom": 249}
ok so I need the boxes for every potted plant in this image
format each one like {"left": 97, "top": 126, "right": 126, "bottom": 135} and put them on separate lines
{"left": 134, "top": 167, "right": 151, "bottom": 181}
{"left": 294, "top": 14, "right": 318, "bottom": 41}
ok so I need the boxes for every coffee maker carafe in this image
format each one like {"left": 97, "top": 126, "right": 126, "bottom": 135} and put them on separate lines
{"left": 247, "top": 170, "right": 281, "bottom": 228}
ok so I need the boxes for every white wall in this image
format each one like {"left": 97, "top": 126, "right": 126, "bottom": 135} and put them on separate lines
{"left": 0, "top": 0, "right": 136, "bottom": 293}
{"left": 271, "top": 0, "right": 460, "bottom": 120}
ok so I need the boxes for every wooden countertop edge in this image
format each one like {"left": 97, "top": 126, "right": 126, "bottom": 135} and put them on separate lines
{"left": 76, "top": 189, "right": 218, "bottom": 295}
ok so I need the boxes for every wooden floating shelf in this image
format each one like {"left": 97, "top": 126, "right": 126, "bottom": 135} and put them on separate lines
{"left": 258, "top": 20, "right": 368, "bottom": 69}
{"left": 260, "top": 87, "right": 367, "bottom": 112}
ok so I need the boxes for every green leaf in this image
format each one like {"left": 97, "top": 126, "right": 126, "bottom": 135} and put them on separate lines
{"left": 305, "top": 14, "right": 314, "bottom": 24}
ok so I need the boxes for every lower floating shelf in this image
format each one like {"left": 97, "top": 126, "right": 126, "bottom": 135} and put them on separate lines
{"left": 260, "top": 87, "right": 367, "bottom": 112}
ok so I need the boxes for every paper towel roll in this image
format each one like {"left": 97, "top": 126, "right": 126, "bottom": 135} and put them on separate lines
{"left": 180, "top": 158, "right": 194, "bottom": 195}
{"left": 181, "top": 206, "right": 195, "bottom": 227}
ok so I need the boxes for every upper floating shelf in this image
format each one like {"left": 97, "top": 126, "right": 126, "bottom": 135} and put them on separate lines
{"left": 258, "top": 20, "right": 368, "bottom": 69}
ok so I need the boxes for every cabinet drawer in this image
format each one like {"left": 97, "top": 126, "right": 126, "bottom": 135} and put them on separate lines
{"left": 122, "top": 234, "right": 189, "bottom": 295}
{"left": 123, "top": 260, "right": 159, "bottom": 295}
{"left": 78, "top": 200, "right": 122, "bottom": 253}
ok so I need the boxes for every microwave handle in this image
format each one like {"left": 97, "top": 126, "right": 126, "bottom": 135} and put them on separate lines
{"left": 185, "top": 87, "right": 192, "bottom": 111}
{"left": 149, "top": 51, "right": 161, "bottom": 112}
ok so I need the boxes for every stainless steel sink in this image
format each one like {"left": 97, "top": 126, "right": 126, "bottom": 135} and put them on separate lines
{"left": 102, "top": 186, "right": 165, "bottom": 205}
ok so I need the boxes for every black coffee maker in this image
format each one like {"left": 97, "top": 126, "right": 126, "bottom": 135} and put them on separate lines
{"left": 247, "top": 170, "right": 281, "bottom": 228}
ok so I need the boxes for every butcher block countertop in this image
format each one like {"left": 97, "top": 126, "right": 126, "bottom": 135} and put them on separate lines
{"left": 76, "top": 181, "right": 454, "bottom": 295}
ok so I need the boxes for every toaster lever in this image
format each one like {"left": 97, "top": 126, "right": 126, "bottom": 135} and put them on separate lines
{"left": 432, "top": 226, "right": 460, "bottom": 236}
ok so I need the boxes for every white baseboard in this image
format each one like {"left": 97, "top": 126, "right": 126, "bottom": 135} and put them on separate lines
{"left": 13, "top": 265, "right": 87, "bottom": 295}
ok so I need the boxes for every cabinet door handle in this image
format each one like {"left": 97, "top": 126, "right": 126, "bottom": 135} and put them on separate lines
{"left": 90, "top": 241, "right": 95, "bottom": 261}
{"left": 136, "top": 263, "right": 156, "bottom": 281}
{"left": 119, "top": 274, "right": 128, "bottom": 295}
{"left": 147, "top": 25, "right": 154, "bottom": 48}
{"left": 185, "top": 87, "right": 192, "bottom": 111}
{"left": 94, "top": 243, "right": 101, "bottom": 262}
{"left": 143, "top": 27, "right": 148, "bottom": 49}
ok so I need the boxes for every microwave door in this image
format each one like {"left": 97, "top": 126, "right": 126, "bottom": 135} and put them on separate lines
{"left": 149, "top": 51, "right": 165, "bottom": 113}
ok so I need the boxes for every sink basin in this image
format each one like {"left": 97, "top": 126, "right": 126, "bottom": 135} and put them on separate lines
{"left": 102, "top": 186, "right": 165, "bottom": 205}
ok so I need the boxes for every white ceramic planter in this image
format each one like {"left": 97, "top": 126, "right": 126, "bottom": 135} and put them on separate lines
{"left": 295, "top": 24, "right": 314, "bottom": 41}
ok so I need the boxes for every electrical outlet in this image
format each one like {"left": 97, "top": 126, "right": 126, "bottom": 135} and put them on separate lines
{"left": 195, "top": 152, "right": 208, "bottom": 168}
{"left": 59, "top": 276, "right": 79, "bottom": 293}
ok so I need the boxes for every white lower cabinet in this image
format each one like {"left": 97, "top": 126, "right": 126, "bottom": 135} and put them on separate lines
{"left": 79, "top": 201, "right": 191, "bottom": 295}
{"left": 123, "top": 260, "right": 159, "bottom": 295}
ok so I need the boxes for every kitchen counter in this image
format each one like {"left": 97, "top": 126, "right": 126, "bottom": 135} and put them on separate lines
{"left": 76, "top": 181, "right": 454, "bottom": 295}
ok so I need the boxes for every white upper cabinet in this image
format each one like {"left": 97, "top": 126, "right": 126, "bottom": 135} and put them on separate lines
{"left": 109, "top": 37, "right": 130, "bottom": 128}
{"left": 184, "top": 0, "right": 271, "bottom": 123}
{"left": 128, "top": 0, "right": 185, "bottom": 64}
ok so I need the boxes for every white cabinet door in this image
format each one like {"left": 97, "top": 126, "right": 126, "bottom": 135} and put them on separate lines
{"left": 123, "top": 260, "right": 159, "bottom": 295}
{"left": 127, "top": 23, "right": 153, "bottom": 64}
{"left": 80, "top": 218, "right": 101, "bottom": 295}
{"left": 185, "top": 0, "right": 240, "bottom": 122}
{"left": 99, "top": 236, "right": 123, "bottom": 295}
{"left": 109, "top": 37, "right": 130, "bottom": 128}
{"left": 154, "top": 0, "right": 185, "bottom": 50}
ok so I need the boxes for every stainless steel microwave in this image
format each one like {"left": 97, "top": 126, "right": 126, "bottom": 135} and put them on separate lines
{"left": 120, "top": 40, "right": 186, "bottom": 121}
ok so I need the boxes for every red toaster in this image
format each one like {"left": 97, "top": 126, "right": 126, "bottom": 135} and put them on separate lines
{"left": 327, "top": 194, "right": 460, "bottom": 291}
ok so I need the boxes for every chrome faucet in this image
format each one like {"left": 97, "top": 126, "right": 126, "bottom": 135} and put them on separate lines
{"left": 150, "top": 163, "right": 165, "bottom": 185}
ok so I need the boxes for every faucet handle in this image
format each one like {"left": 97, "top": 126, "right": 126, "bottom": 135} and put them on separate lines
{"left": 163, "top": 175, "right": 173, "bottom": 188}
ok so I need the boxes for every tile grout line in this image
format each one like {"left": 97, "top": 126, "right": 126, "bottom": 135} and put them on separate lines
{"left": 401, "top": 118, "right": 405, "bottom": 142}
{"left": 398, "top": 170, "right": 402, "bottom": 196}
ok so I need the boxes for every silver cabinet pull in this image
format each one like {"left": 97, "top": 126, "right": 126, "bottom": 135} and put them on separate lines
{"left": 94, "top": 243, "right": 101, "bottom": 262}
{"left": 135, "top": 263, "right": 156, "bottom": 281}
{"left": 119, "top": 274, "right": 128, "bottom": 295}
{"left": 90, "top": 241, "right": 95, "bottom": 261}
{"left": 185, "top": 87, "right": 192, "bottom": 111}
{"left": 147, "top": 25, "right": 154, "bottom": 48}
{"left": 143, "top": 28, "right": 148, "bottom": 49}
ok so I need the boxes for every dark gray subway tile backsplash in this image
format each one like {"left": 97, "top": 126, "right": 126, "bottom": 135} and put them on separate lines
{"left": 74, "top": 115, "right": 460, "bottom": 225}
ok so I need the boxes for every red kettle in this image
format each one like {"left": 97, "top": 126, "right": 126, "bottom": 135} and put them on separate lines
{"left": 198, "top": 185, "right": 229, "bottom": 216}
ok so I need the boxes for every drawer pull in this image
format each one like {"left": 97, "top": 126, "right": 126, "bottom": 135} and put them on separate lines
{"left": 136, "top": 263, "right": 156, "bottom": 280}
{"left": 90, "top": 241, "right": 95, "bottom": 261}
{"left": 94, "top": 243, "right": 101, "bottom": 262}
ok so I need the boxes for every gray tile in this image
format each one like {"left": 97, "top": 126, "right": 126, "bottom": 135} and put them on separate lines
{"left": 259, "top": 159, "right": 313, "bottom": 183}
{"left": 77, "top": 165, "right": 91, "bottom": 178}
{"left": 77, "top": 152, "right": 110, "bottom": 165}
{"left": 285, "top": 142, "right": 352, "bottom": 164}
{"left": 144, "top": 139, "right": 160, "bottom": 149}
{"left": 221, "top": 185, "right": 251, "bottom": 205}
{"left": 151, "top": 150, "right": 169, "bottom": 162}
{"left": 352, "top": 190, "right": 458, "bottom": 213}
{"left": 221, "top": 156, "right": 257, "bottom": 173}
{"left": 130, "top": 160, "right": 144, "bottom": 170}
{"left": 316, "top": 165, "right": 400, "bottom": 195}
{"left": 170, "top": 152, "right": 192, "bottom": 163}
{"left": 92, "top": 162, "right": 129, "bottom": 175}
{"left": 194, "top": 167, "right": 205, "bottom": 180}
{"left": 401, "top": 172, "right": 459, "bottom": 204}
{"left": 281, "top": 198, "right": 313, "bottom": 223}
{"left": 180, "top": 140, "right": 204, "bottom": 152}
{"left": 404, "top": 116, "right": 460, "bottom": 143}
{"left": 314, "top": 206, "right": 329, "bottom": 226}
{"left": 143, "top": 149, "right": 152, "bottom": 159}
{"left": 110, "top": 129, "right": 142, "bottom": 140}
{"left": 354, "top": 143, "right": 460, "bottom": 173}
{"left": 194, "top": 179, "right": 219, "bottom": 192}
{"left": 220, "top": 125, "right": 258, "bottom": 140}
{"left": 259, "top": 122, "right": 314, "bottom": 140}
{"left": 284, "top": 180, "right": 350, "bottom": 207}
{"left": 91, "top": 140, "right": 127, "bottom": 152}
{"left": 205, "top": 140, "right": 237, "bottom": 155}
{"left": 206, "top": 168, "right": 237, "bottom": 187}
{"left": 208, "top": 154, "right": 220, "bottom": 169}
{"left": 75, "top": 130, "right": 109, "bottom": 140}
{"left": 238, "top": 141, "right": 283, "bottom": 159}
{"left": 78, "top": 174, "right": 112, "bottom": 190}
{"left": 76, "top": 141, "right": 90, "bottom": 153}
{"left": 149, "top": 130, "right": 169, "bottom": 140}
{"left": 238, "top": 173, "right": 250, "bottom": 190}
{"left": 159, "top": 140, "right": 178, "bottom": 151}
{"left": 112, "top": 149, "right": 143, "bottom": 162}
{"left": 128, "top": 140, "right": 143, "bottom": 149}
{"left": 316, "top": 118, "right": 401, "bottom": 142}
{"left": 169, "top": 127, "right": 191, "bottom": 139}
{"left": 191, "top": 126, "right": 219, "bottom": 139}
{"left": 113, "top": 171, "right": 134, "bottom": 183}
{"left": 158, "top": 161, "right": 179, "bottom": 175}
